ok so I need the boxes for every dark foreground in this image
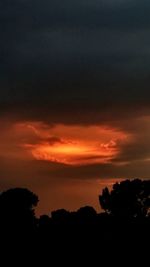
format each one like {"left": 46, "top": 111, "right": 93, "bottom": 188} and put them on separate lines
{"left": 1, "top": 179, "right": 150, "bottom": 265}
{"left": 1, "top": 216, "right": 150, "bottom": 266}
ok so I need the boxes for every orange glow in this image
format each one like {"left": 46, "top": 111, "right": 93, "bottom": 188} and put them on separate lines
{"left": 20, "top": 123, "right": 130, "bottom": 165}
{"left": 31, "top": 142, "right": 117, "bottom": 165}
{"left": 44, "top": 144, "right": 87, "bottom": 155}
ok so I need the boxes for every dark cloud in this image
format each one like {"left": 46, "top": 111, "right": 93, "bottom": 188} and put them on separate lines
{"left": 1, "top": 1, "right": 150, "bottom": 125}
{"left": 112, "top": 117, "right": 150, "bottom": 163}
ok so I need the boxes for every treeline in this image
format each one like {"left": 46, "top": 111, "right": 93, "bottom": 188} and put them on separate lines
{"left": 0, "top": 179, "right": 150, "bottom": 264}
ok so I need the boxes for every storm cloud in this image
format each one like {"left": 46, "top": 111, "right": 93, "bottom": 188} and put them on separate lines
{"left": 0, "top": 0, "right": 150, "bottom": 125}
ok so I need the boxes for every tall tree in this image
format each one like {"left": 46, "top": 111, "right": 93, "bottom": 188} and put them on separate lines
{"left": 99, "top": 179, "right": 150, "bottom": 218}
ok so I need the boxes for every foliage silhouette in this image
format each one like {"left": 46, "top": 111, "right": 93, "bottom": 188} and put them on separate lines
{"left": 99, "top": 179, "right": 150, "bottom": 218}
{"left": 51, "top": 209, "right": 71, "bottom": 223}
{"left": 76, "top": 206, "right": 97, "bottom": 223}
{"left": 0, "top": 188, "right": 38, "bottom": 232}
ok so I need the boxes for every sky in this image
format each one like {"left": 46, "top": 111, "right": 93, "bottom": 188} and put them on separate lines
{"left": 1, "top": 0, "right": 150, "bottom": 215}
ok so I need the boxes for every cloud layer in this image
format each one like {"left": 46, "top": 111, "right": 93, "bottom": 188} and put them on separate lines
{"left": 1, "top": 0, "right": 150, "bottom": 125}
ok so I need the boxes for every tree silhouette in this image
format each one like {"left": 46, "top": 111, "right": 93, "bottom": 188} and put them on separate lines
{"left": 99, "top": 179, "right": 150, "bottom": 218}
{"left": 51, "top": 209, "right": 71, "bottom": 223}
{"left": 76, "top": 206, "right": 97, "bottom": 222}
{"left": 0, "top": 188, "right": 39, "bottom": 231}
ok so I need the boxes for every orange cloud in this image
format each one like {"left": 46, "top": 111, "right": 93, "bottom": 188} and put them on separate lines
{"left": 20, "top": 123, "right": 129, "bottom": 165}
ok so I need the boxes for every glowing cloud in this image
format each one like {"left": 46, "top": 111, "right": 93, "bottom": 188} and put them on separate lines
{"left": 21, "top": 123, "right": 129, "bottom": 165}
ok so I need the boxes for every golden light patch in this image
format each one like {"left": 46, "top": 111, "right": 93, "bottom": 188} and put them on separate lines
{"left": 19, "top": 123, "right": 130, "bottom": 165}
{"left": 31, "top": 142, "right": 117, "bottom": 165}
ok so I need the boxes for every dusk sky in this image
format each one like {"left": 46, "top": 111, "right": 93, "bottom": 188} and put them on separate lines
{"left": 1, "top": 0, "right": 150, "bottom": 215}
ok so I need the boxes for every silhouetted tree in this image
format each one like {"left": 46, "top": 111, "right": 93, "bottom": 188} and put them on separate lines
{"left": 51, "top": 209, "right": 71, "bottom": 223}
{"left": 0, "top": 188, "right": 38, "bottom": 231}
{"left": 38, "top": 215, "right": 52, "bottom": 235}
{"left": 99, "top": 179, "right": 150, "bottom": 218}
{"left": 39, "top": 215, "right": 51, "bottom": 226}
{"left": 77, "top": 206, "right": 97, "bottom": 221}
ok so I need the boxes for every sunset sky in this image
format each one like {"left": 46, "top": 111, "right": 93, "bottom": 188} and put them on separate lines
{"left": 1, "top": 0, "right": 150, "bottom": 215}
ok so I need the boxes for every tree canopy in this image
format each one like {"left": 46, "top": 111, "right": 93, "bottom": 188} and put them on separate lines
{"left": 0, "top": 188, "right": 39, "bottom": 230}
{"left": 99, "top": 179, "right": 150, "bottom": 218}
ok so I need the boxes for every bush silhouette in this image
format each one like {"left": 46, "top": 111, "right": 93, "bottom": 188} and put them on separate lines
{"left": 76, "top": 206, "right": 97, "bottom": 223}
{"left": 51, "top": 209, "right": 71, "bottom": 223}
